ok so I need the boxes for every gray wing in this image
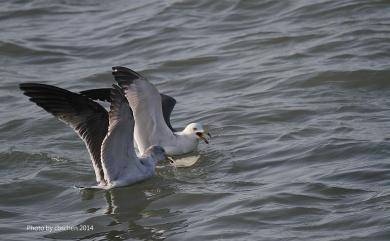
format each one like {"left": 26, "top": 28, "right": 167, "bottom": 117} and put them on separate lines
{"left": 101, "top": 85, "right": 137, "bottom": 183}
{"left": 112, "top": 66, "right": 176, "bottom": 154}
{"left": 19, "top": 83, "right": 108, "bottom": 184}
{"left": 81, "top": 88, "right": 177, "bottom": 131}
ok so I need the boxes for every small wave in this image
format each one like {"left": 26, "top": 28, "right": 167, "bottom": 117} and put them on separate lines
{"left": 0, "top": 151, "right": 53, "bottom": 185}
{"left": 0, "top": 41, "right": 67, "bottom": 57}
{"left": 284, "top": 69, "right": 390, "bottom": 90}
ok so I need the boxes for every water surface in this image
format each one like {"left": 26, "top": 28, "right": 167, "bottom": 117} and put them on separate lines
{"left": 1, "top": 0, "right": 390, "bottom": 240}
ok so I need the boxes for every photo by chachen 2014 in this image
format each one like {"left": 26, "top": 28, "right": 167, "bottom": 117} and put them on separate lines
{"left": 1, "top": 1, "right": 390, "bottom": 240}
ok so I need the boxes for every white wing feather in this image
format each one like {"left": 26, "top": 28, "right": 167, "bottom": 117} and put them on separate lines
{"left": 112, "top": 67, "right": 176, "bottom": 154}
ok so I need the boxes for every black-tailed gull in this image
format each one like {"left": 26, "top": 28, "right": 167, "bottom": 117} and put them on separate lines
{"left": 82, "top": 66, "right": 211, "bottom": 156}
{"left": 19, "top": 83, "right": 166, "bottom": 188}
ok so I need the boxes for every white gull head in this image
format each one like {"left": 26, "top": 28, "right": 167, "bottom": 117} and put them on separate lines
{"left": 180, "top": 123, "right": 211, "bottom": 144}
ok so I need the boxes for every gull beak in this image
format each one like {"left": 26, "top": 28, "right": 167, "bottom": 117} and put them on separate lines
{"left": 196, "top": 131, "right": 211, "bottom": 144}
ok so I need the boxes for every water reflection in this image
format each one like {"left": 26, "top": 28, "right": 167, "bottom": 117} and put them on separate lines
{"left": 47, "top": 183, "right": 179, "bottom": 240}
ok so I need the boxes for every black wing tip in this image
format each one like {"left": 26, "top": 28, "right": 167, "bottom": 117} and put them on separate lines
{"left": 108, "top": 84, "right": 133, "bottom": 116}
{"left": 112, "top": 66, "right": 136, "bottom": 73}
{"left": 161, "top": 93, "right": 177, "bottom": 105}
{"left": 19, "top": 83, "right": 60, "bottom": 100}
{"left": 112, "top": 66, "right": 127, "bottom": 72}
{"left": 19, "top": 82, "right": 45, "bottom": 91}
{"left": 19, "top": 83, "right": 29, "bottom": 89}
{"left": 19, "top": 83, "right": 63, "bottom": 92}
{"left": 111, "top": 66, "right": 143, "bottom": 86}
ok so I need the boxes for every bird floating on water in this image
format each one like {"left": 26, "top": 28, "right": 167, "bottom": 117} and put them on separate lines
{"left": 82, "top": 66, "right": 211, "bottom": 156}
{"left": 19, "top": 66, "right": 211, "bottom": 187}
{"left": 19, "top": 84, "right": 166, "bottom": 189}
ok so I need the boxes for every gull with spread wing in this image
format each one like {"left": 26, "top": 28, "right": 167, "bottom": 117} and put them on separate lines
{"left": 19, "top": 83, "right": 166, "bottom": 189}
{"left": 110, "top": 66, "right": 211, "bottom": 156}
{"left": 80, "top": 66, "right": 211, "bottom": 156}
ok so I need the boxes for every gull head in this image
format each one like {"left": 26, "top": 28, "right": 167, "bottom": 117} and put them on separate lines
{"left": 146, "top": 145, "right": 167, "bottom": 163}
{"left": 182, "top": 123, "right": 211, "bottom": 144}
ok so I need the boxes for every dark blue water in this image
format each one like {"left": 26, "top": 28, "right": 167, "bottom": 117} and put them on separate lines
{"left": 1, "top": 0, "right": 390, "bottom": 240}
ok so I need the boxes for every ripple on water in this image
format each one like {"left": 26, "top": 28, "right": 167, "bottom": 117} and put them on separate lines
{"left": 2, "top": 0, "right": 390, "bottom": 240}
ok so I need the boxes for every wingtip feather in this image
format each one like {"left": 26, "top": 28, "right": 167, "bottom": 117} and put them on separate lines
{"left": 111, "top": 66, "right": 143, "bottom": 87}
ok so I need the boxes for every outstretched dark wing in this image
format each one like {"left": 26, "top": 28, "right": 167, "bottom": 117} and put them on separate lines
{"left": 81, "top": 88, "right": 177, "bottom": 132}
{"left": 19, "top": 83, "right": 108, "bottom": 184}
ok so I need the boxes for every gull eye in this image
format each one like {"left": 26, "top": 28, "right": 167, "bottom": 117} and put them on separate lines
{"left": 193, "top": 127, "right": 197, "bottom": 131}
